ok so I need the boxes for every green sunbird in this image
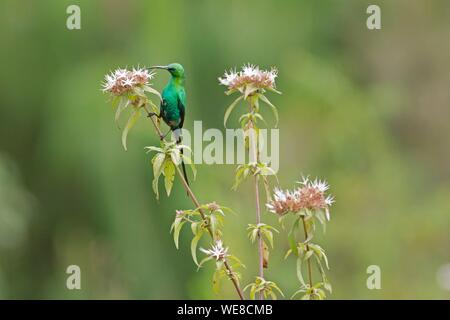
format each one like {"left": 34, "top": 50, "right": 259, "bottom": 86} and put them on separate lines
{"left": 148, "top": 63, "right": 189, "bottom": 187}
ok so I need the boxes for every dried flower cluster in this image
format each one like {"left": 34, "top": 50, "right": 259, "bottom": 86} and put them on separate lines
{"left": 219, "top": 64, "right": 278, "bottom": 93}
{"left": 102, "top": 67, "right": 154, "bottom": 96}
{"left": 207, "top": 201, "right": 221, "bottom": 212}
{"left": 200, "top": 240, "right": 229, "bottom": 261}
{"left": 266, "top": 176, "right": 334, "bottom": 219}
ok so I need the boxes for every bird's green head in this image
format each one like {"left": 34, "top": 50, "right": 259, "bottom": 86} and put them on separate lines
{"left": 149, "top": 63, "right": 185, "bottom": 79}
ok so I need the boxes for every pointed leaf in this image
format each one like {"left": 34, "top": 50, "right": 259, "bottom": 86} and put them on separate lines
{"left": 197, "top": 256, "right": 213, "bottom": 270}
{"left": 224, "top": 96, "right": 243, "bottom": 128}
{"left": 143, "top": 85, "right": 162, "bottom": 101}
{"left": 259, "top": 94, "right": 279, "bottom": 127}
{"left": 163, "top": 159, "right": 175, "bottom": 197}
{"left": 122, "top": 108, "right": 141, "bottom": 151}
{"left": 244, "top": 85, "right": 257, "bottom": 100}
{"left": 173, "top": 220, "right": 185, "bottom": 249}
{"left": 115, "top": 97, "right": 129, "bottom": 128}
{"left": 151, "top": 153, "right": 165, "bottom": 199}
{"left": 296, "top": 257, "right": 306, "bottom": 286}
{"left": 191, "top": 231, "right": 203, "bottom": 266}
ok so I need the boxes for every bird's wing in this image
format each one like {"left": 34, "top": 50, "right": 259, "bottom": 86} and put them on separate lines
{"left": 159, "top": 97, "right": 166, "bottom": 118}
{"left": 177, "top": 89, "right": 186, "bottom": 129}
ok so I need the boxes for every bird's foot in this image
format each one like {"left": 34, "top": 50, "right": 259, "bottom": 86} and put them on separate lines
{"left": 147, "top": 112, "right": 161, "bottom": 119}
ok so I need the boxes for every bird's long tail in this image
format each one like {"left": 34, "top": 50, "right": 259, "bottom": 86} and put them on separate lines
{"left": 180, "top": 147, "right": 189, "bottom": 187}
{"left": 176, "top": 134, "right": 190, "bottom": 195}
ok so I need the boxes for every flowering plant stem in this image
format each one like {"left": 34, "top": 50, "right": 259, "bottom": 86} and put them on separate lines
{"left": 147, "top": 111, "right": 245, "bottom": 300}
{"left": 221, "top": 64, "right": 284, "bottom": 300}
{"left": 248, "top": 98, "right": 265, "bottom": 300}
{"left": 254, "top": 175, "right": 264, "bottom": 300}
{"left": 301, "top": 216, "right": 313, "bottom": 288}
{"left": 143, "top": 105, "right": 164, "bottom": 139}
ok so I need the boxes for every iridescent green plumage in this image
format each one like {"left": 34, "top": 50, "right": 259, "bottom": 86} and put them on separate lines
{"left": 149, "top": 63, "right": 189, "bottom": 186}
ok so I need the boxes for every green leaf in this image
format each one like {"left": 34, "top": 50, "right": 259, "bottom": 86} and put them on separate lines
{"left": 288, "top": 217, "right": 300, "bottom": 255}
{"left": 172, "top": 220, "right": 185, "bottom": 249}
{"left": 259, "top": 94, "right": 279, "bottom": 127}
{"left": 232, "top": 165, "right": 246, "bottom": 190}
{"left": 315, "top": 255, "right": 329, "bottom": 285}
{"left": 254, "top": 112, "right": 268, "bottom": 127}
{"left": 227, "top": 255, "right": 246, "bottom": 269}
{"left": 115, "top": 97, "right": 129, "bottom": 128}
{"left": 122, "top": 107, "right": 141, "bottom": 151}
{"left": 146, "top": 99, "right": 161, "bottom": 121}
{"left": 262, "top": 229, "right": 274, "bottom": 248}
{"left": 143, "top": 85, "right": 162, "bottom": 101}
{"left": 304, "top": 249, "right": 314, "bottom": 261}
{"left": 197, "top": 256, "right": 213, "bottom": 270}
{"left": 249, "top": 285, "right": 256, "bottom": 300}
{"left": 224, "top": 96, "right": 243, "bottom": 128}
{"left": 110, "top": 95, "right": 120, "bottom": 109}
{"left": 238, "top": 113, "right": 250, "bottom": 127}
{"left": 296, "top": 257, "right": 306, "bottom": 286}
{"left": 152, "top": 153, "right": 165, "bottom": 180}
{"left": 170, "top": 148, "right": 181, "bottom": 166}
{"left": 151, "top": 153, "right": 165, "bottom": 200}
{"left": 209, "top": 214, "right": 218, "bottom": 237}
{"left": 267, "top": 87, "right": 282, "bottom": 95}
{"left": 284, "top": 249, "right": 292, "bottom": 260}
{"left": 290, "top": 287, "right": 307, "bottom": 300}
{"left": 163, "top": 159, "right": 175, "bottom": 197}
{"left": 191, "top": 222, "right": 199, "bottom": 235}
{"left": 301, "top": 293, "right": 311, "bottom": 300}
{"left": 145, "top": 146, "right": 164, "bottom": 153}
{"left": 316, "top": 209, "right": 327, "bottom": 233}
{"left": 271, "top": 283, "right": 285, "bottom": 297}
{"left": 190, "top": 231, "right": 203, "bottom": 266}
{"left": 133, "top": 86, "right": 145, "bottom": 97}
{"left": 244, "top": 85, "right": 257, "bottom": 100}
{"left": 323, "top": 281, "right": 332, "bottom": 294}
{"left": 310, "top": 243, "right": 329, "bottom": 269}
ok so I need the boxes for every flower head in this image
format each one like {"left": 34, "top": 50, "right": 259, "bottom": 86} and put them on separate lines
{"left": 200, "top": 240, "right": 229, "bottom": 261}
{"left": 219, "top": 64, "right": 278, "bottom": 94}
{"left": 265, "top": 188, "right": 299, "bottom": 216}
{"left": 266, "top": 176, "right": 334, "bottom": 220}
{"left": 102, "top": 67, "right": 154, "bottom": 96}
{"left": 207, "top": 201, "right": 220, "bottom": 212}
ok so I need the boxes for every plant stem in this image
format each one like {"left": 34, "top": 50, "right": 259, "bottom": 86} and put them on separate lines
{"left": 174, "top": 165, "right": 213, "bottom": 237}
{"left": 254, "top": 175, "right": 264, "bottom": 300}
{"left": 224, "top": 260, "right": 245, "bottom": 300}
{"left": 301, "top": 216, "right": 313, "bottom": 288}
{"left": 143, "top": 104, "right": 164, "bottom": 139}
{"left": 175, "top": 165, "right": 245, "bottom": 300}
{"left": 249, "top": 98, "right": 264, "bottom": 300}
{"left": 144, "top": 102, "right": 245, "bottom": 300}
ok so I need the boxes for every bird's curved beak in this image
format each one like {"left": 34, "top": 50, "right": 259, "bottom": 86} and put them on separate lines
{"left": 148, "top": 65, "right": 168, "bottom": 70}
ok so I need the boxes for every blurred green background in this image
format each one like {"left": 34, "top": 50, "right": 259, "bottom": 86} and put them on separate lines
{"left": 0, "top": 0, "right": 449, "bottom": 299}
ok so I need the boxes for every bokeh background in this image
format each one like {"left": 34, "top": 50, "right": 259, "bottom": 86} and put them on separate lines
{"left": 0, "top": 0, "right": 449, "bottom": 299}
